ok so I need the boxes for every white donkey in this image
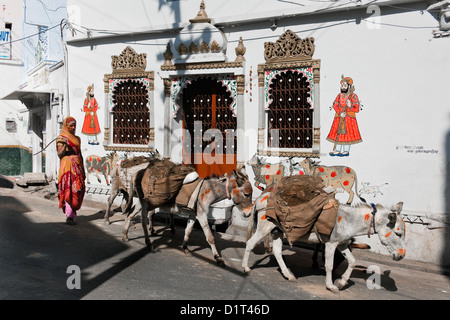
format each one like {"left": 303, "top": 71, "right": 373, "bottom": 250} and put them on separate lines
{"left": 242, "top": 193, "right": 406, "bottom": 293}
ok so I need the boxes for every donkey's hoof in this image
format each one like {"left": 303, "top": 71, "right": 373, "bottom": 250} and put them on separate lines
{"left": 326, "top": 285, "right": 340, "bottom": 294}
{"left": 215, "top": 256, "right": 225, "bottom": 266}
{"left": 121, "top": 237, "right": 129, "bottom": 242}
{"left": 104, "top": 220, "right": 111, "bottom": 225}
{"left": 335, "top": 278, "right": 347, "bottom": 290}
{"left": 243, "top": 267, "right": 252, "bottom": 274}
{"left": 287, "top": 275, "right": 297, "bottom": 282}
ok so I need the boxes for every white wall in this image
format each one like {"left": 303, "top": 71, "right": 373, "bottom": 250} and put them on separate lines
{"left": 0, "top": 0, "right": 26, "bottom": 150}
{"left": 65, "top": 0, "right": 450, "bottom": 265}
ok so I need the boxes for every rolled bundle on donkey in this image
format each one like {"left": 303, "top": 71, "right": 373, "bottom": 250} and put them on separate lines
{"left": 136, "top": 159, "right": 198, "bottom": 209}
{"left": 264, "top": 175, "right": 338, "bottom": 246}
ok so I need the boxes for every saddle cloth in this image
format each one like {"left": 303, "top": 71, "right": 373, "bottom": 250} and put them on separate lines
{"left": 265, "top": 175, "right": 338, "bottom": 244}
{"left": 175, "top": 178, "right": 204, "bottom": 211}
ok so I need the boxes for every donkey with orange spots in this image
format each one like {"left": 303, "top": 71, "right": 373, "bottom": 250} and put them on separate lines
{"left": 300, "top": 158, "right": 361, "bottom": 204}
{"left": 243, "top": 193, "right": 406, "bottom": 293}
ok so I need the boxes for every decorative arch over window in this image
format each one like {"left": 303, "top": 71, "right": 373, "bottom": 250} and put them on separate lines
{"left": 257, "top": 30, "right": 321, "bottom": 157}
{"left": 103, "top": 46, "right": 154, "bottom": 152}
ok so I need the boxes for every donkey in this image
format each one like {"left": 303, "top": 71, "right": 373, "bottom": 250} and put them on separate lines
{"left": 242, "top": 193, "right": 406, "bottom": 293}
{"left": 104, "top": 161, "right": 149, "bottom": 224}
{"left": 134, "top": 166, "right": 254, "bottom": 264}
{"left": 104, "top": 151, "right": 165, "bottom": 228}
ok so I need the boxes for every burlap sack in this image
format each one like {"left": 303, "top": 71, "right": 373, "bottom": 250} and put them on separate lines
{"left": 140, "top": 160, "right": 196, "bottom": 208}
{"left": 265, "top": 175, "right": 337, "bottom": 244}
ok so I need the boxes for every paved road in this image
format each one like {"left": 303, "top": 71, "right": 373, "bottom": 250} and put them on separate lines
{"left": 0, "top": 182, "right": 449, "bottom": 305}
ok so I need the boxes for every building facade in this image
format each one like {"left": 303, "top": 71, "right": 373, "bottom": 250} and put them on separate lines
{"left": 1, "top": 0, "right": 66, "bottom": 179}
{"left": 3, "top": 0, "right": 446, "bottom": 266}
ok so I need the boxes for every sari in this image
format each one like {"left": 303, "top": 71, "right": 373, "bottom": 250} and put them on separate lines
{"left": 57, "top": 117, "right": 86, "bottom": 218}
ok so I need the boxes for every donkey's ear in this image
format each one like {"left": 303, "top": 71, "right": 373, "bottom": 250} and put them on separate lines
{"left": 394, "top": 202, "right": 403, "bottom": 213}
{"left": 236, "top": 164, "right": 246, "bottom": 174}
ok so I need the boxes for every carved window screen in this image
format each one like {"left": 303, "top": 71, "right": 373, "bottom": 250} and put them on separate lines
{"left": 267, "top": 70, "right": 313, "bottom": 149}
{"left": 112, "top": 80, "right": 150, "bottom": 145}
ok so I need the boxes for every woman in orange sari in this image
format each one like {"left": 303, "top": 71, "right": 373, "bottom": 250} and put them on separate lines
{"left": 57, "top": 117, "right": 86, "bottom": 225}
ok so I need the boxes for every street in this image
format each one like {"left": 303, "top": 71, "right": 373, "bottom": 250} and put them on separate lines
{"left": 0, "top": 182, "right": 449, "bottom": 304}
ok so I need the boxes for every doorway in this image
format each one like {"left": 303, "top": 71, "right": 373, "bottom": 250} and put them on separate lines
{"left": 182, "top": 77, "right": 237, "bottom": 178}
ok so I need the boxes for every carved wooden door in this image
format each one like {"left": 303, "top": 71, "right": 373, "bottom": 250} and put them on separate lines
{"left": 183, "top": 77, "right": 237, "bottom": 178}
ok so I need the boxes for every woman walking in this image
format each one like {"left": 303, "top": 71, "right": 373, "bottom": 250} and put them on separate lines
{"left": 56, "top": 117, "right": 86, "bottom": 225}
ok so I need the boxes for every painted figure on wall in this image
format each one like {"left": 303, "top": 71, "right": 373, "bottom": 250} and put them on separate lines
{"left": 81, "top": 84, "right": 101, "bottom": 145}
{"left": 326, "top": 76, "right": 362, "bottom": 156}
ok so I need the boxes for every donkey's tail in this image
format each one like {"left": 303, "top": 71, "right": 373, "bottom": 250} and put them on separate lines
{"left": 353, "top": 172, "right": 367, "bottom": 203}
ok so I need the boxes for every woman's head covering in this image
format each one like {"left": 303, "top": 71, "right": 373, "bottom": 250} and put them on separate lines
{"left": 58, "top": 116, "right": 81, "bottom": 150}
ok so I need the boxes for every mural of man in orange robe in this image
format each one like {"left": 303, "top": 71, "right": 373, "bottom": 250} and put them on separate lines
{"left": 81, "top": 84, "right": 101, "bottom": 145}
{"left": 326, "top": 76, "right": 362, "bottom": 156}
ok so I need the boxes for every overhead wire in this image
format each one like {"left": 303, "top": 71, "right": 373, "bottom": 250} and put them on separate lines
{"left": 4, "top": 1, "right": 439, "bottom": 46}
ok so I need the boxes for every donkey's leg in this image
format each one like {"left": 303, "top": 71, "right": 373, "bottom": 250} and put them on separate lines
{"left": 263, "top": 234, "right": 273, "bottom": 254}
{"left": 324, "top": 241, "right": 339, "bottom": 293}
{"left": 105, "top": 187, "right": 120, "bottom": 224}
{"left": 148, "top": 209, "right": 156, "bottom": 235}
{"left": 271, "top": 229, "right": 296, "bottom": 281}
{"left": 168, "top": 214, "right": 175, "bottom": 234}
{"left": 334, "top": 243, "right": 356, "bottom": 290}
{"left": 312, "top": 244, "right": 321, "bottom": 269}
{"left": 120, "top": 192, "right": 130, "bottom": 214}
{"left": 196, "top": 212, "right": 223, "bottom": 264}
{"left": 182, "top": 218, "right": 196, "bottom": 254}
{"left": 140, "top": 201, "right": 152, "bottom": 250}
{"left": 121, "top": 209, "right": 139, "bottom": 241}
{"left": 242, "top": 220, "right": 275, "bottom": 274}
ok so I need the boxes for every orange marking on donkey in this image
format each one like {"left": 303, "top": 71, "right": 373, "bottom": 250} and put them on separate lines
{"left": 385, "top": 231, "right": 392, "bottom": 238}
{"left": 261, "top": 195, "right": 269, "bottom": 203}
{"left": 398, "top": 248, "right": 406, "bottom": 256}
{"left": 338, "top": 216, "right": 342, "bottom": 223}
{"left": 365, "top": 213, "right": 371, "bottom": 221}
{"left": 261, "top": 215, "right": 267, "bottom": 220}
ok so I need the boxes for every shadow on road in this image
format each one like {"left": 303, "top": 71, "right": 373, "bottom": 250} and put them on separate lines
{"left": 0, "top": 192, "right": 150, "bottom": 299}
